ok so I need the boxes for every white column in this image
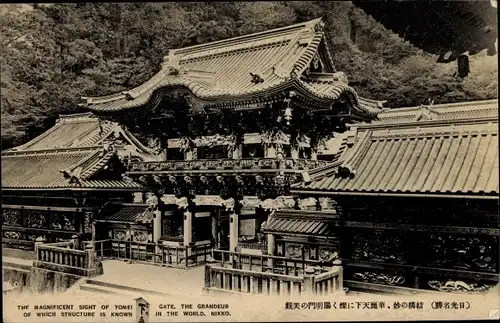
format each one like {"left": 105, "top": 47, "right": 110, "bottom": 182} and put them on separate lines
{"left": 185, "top": 150, "right": 194, "bottom": 161}
{"left": 183, "top": 210, "right": 192, "bottom": 246}
{"left": 229, "top": 212, "right": 239, "bottom": 252}
{"left": 291, "top": 146, "right": 299, "bottom": 159}
{"left": 232, "top": 144, "right": 242, "bottom": 159}
{"left": 265, "top": 145, "right": 276, "bottom": 158}
{"left": 211, "top": 214, "right": 219, "bottom": 248}
{"left": 133, "top": 192, "right": 145, "bottom": 203}
{"left": 91, "top": 221, "right": 96, "bottom": 248}
{"left": 154, "top": 209, "right": 162, "bottom": 243}
{"left": 267, "top": 234, "right": 275, "bottom": 268}
{"left": 310, "top": 149, "right": 318, "bottom": 160}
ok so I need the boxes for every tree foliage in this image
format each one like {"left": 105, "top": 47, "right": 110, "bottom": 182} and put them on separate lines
{"left": 1, "top": 2, "right": 497, "bottom": 149}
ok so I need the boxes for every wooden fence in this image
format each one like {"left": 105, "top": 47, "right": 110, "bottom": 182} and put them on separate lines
{"left": 34, "top": 240, "right": 100, "bottom": 277}
{"left": 87, "top": 239, "right": 213, "bottom": 269}
{"left": 204, "top": 251, "right": 343, "bottom": 296}
{"left": 213, "top": 249, "right": 333, "bottom": 276}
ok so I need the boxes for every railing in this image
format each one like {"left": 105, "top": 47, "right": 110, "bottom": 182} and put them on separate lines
{"left": 205, "top": 250, "right": 343, "bottom": 296}
{"left": 37, "top": 243, "right": 86, "bottom": 268}
{"left": 214, "top": 250, "right": 330, "bottom": 276}
{"left": 129, "top": 158, "right": 330, "bottom": 173}
{"left": 87, "top": 239, "right": 213, "bottom": 269}
{"left": 34, "top": 240, "right": 100, "bottom": 277}
{"left": 2, "top": 225, "right": 78, "bottom": 251}
{"left": 314, "top": 268, "right": 343, "bottom": 295}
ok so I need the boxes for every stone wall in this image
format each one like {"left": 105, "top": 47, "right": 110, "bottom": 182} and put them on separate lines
{"left": 29, "top": 267, "right": 82, "bottom": 293}
{"left": 3, "top": 266, "right": 83, "bottom": 294}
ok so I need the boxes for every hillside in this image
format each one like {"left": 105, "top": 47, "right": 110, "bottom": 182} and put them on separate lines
{"left": 1, "top": 2, "right": 497, "bottom": 149}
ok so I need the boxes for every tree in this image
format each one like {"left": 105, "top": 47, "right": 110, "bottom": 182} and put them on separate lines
{"left": 1, "top": 2, "right": 497, "bottom": 149}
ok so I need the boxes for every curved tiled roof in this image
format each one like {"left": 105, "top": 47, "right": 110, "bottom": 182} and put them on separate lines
{"left": 11, "top": 113, "right": 106, "bottom": 151}
{"left": 1, "top": 148, "right": 142, "bottom": 190}
{"left": 372, "top": 99, "right": 498, "bottom": 126}
{"left": 1, "top": 113, "right": 154, "bottom": 191}
{"left": 293, "top": 99, "right": 499, "bottom": 197}
{"left": 5, "top": 113, "right": 158, "bottom": 158}
{"left": 82, "top": 18, "right": 384, "bottom": 119}
{"left": 97, "top": 203, "right": 153, "bottom": 223}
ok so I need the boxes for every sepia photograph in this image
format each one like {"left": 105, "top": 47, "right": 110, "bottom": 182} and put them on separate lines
{"left": 1, "top": 1, "right": 499, "bottom": 322}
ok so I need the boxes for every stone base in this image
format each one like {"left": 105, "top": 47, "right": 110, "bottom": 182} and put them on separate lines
{"left": 29, "top": 267, "right": 82, "bottom": 294}
{"left": 3, "top": 267, "right": 30, "bottom": 294}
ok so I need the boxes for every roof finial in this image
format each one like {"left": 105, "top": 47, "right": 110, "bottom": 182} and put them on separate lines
{"left": 250, "top": 72, "right": 264, "bottom": 84}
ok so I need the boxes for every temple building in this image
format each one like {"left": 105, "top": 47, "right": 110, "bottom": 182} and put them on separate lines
{"left": 291, "top": 99, "right": 499, "bottom": 293}
{"left": 1, "top": 113, "right": 155, "bottom": 250}
{"left": 77, "top": 18, "right": 384, "bottom": 258}
{"left": 2, "top": 17, "right": 497, "bottom": 296}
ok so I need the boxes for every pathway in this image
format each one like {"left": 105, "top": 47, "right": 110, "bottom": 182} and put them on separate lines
{"left": 67, "top": 259, "right": 207, "bottom": 298}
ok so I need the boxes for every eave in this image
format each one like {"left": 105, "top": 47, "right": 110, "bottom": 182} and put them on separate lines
{"left": 291, "top": 189, "right": 500, "bottom": 200}
{"left": 84, "top": 78, "right": 384, "bottom": 121}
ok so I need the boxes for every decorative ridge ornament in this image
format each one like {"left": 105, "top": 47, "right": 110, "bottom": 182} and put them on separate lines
{"left": 297, "top": 197, "right": 317, "bottom": 210}
{"left": 250, "top": 72, "right": 264, "bottom": 84}
{"left": 314, "top": 19, "right": 325, "bottom": 33}
{"left": 221, "top": 197, "right": 235, "bottom": 211}
{"left": 415, "top": 103, "right": 441, "bottom": 121}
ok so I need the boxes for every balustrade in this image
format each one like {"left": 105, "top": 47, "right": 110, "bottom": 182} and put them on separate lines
{"left": 129, "top": 158, "right": 330, "bottom": 173}
{"left": 205, "top": 250, "right": 343, "bottom": 296}
{"left": 87, "top": 239, "right": 213, "bottom": 269}
{"left": 34, "top": 239, "right": 98, "bottom": 278}
{"left": 314, "top": 268, "right": 344, "bottom": 295}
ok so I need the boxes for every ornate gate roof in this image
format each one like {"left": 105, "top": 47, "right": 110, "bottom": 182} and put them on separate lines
{"left": 81, "top": 18, "right": 385, "bottom": 119}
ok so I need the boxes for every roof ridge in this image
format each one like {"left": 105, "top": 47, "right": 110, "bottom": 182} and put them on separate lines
{"left": 170, "top": 18, "right": 323, "bottom": 58}
{"left": 60, "top": 149, "right": 103, "bottom": 175}
{"left": 58, "top": 112, "right": 94, "bottom": 119}
{"left": 79, "top": 150, "right": 116, "bottom": 180}
{"left": 1, "top": 146, "right": 101, "bottom": 157}
{"left": 96, "top": 123, "right": 159, "bottom": 157}
{"left": 290, "top": 33, "right": 324, "bottom": 77}
{"left": 388, "top": 99, "right": 498, "bottom": 111}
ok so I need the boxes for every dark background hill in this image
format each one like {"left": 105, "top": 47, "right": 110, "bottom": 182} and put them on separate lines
{"left": 1, "top": 2, "right": 497, "bottom": 149}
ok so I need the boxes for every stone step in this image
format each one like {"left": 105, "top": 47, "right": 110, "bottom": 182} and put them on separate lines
{"left": 80, "top": 283, "right": 139, "bottom": 297}
{"left": 345, "top": 289, "right": 377, "bottom": 296}
{"left": 3, "top": 264, "right": 31, "bottom": 273}
{"left": 2, "top": 259, "right": 33, "bottom": 272}
{"left": 344, "top": 281, "right": 403, "bottom": 295}
{"left": 82, "top": 279, "right": 171, "bottom": 297}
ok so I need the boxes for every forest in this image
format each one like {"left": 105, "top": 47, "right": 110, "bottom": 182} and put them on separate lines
{"left": 1, "top": 2, "right": 498, "bottom": 149}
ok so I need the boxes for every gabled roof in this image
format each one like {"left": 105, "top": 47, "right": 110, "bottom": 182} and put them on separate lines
{"left": 293, "top": 99, "right": 499, "bottom": 198}
{"left": 1, "top": 147, "right": 142, "bottom": 190}
{"left": 10, "top": 113, "right": 102, "bottom": 151}
{"left": 1, "top": 113, "right": 154, "bottom": 191}
{"left": 96, "top": 203, "right": 154, "bottom": 224}
{"left": 263, "top": 209, "right": 337, "bottom": 236}
{"left": 81, "top": 18, "right": 384, "bottom": 119}
{"left": 6, "top": 113, "right": 157, "bottom": 157}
